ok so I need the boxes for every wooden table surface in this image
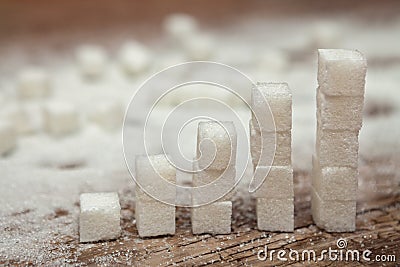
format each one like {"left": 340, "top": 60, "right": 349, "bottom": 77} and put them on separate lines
{"left": 33, "top": 161, "right": 398, "bottom": 266}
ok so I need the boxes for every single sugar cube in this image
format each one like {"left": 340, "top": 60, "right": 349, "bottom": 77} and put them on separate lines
{"left": 79, "top": 192, "right": 121, "bottom": 242}
{"left": 318, "top": 49, "right": 367, "bottom": 96}
{"left": 17, "top": 67, "right": 50, "bottom": 99}
{"left": 311, "top": 188, "right": 356, "bottom": 232}
{"left": 256, "top": 198, "right": 294, "bottom": 232}
{"left": 43, "top": 102, "right": 80, "bottom": 136}
{"left": 317, "top": 91, "right": 364, "bottom": 131}
{"left": 252, "top": 166, "right": 293, "bottom": 199}
{"left": 135, "top": 154, "right": 176, "bottom": 204}
{"left": 252, "top": 131, "right": 292, "bottom": 167}
{"left": 192, "top": 164, "right": 236, "bottom": 205}
{"left": 183, "top": 33, "right": 214, "bottom": 61}
{"left": 191, "top": 201, "right": 232, "bottom": 235}
{"left": 118, "top": 41, "right": 151, "bottom": 75}
{"left": 251, "top": 82, "right": 292, "bottom": 132}
{"left": 1, "top": 104, "right": 34, "bottom": 135}
{"left": 163, "top": 13, "right": 198, "bottom": 43}
{"left": 197, "top": 121, "right": 237, "bottom": 170}
{"left": 88, "top": 101, "right": 124, "bottom": 131}
{"left": 250, "top": 120, "right": 291, "bottom": 167}
{"left": 76, "top": 45, "right": 107, "bottom": 79}
{"left": 0, "top": 122, "right": 17, "bottom": 156}
{"left": 135, "top": 200, "right": 175, "bottom": 237}
{"left": 312, "top": 155, "right": 358, "bottom": 201}
{"left": 316, "top": 127, "right": 359, "bottom": 168}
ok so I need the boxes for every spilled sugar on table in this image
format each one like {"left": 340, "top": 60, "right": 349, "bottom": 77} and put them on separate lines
{"left": 48, "top": 162, "right": 400, "bottom": 266}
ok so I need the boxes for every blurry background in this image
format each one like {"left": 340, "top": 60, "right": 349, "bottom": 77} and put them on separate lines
{"left": 0, "top": 0, "right": 399, "bottom": 264}
{"left": 1, "top": 0, "right": 399, "bottom": 169}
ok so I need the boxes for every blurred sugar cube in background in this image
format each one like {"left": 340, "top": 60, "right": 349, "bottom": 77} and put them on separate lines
{"left": 17, "top": 67, "right": 51, "bottom": 99}
{"left": 118, "top": 41, "right": 151, "bottom": 76}
{"left": 76, "top": 45, "right": 108, "bottom": 79}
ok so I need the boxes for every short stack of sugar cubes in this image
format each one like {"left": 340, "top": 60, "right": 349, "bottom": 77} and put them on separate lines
{"left": 135, "top": 154, "right": 177, "bottom": 237}
{"left": 312, "top": 49, "right": 367, "bottom": 232}
{"left": 250, "top": 82, "right": 294, "bottom": 232}
{"left": 191, "top": 121, "right": 237, "bottom": 235}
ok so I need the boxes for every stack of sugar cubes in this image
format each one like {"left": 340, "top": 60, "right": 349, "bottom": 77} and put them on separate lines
{"left": 135, "top": 154, "right": 177, "bottom": 237}
{"left": 250, "top": 82, "right": 294, "bottom": 232}
{"left": 312, "top": 49, "right": 367, "bottom": 232}
{"left": 191, "top": 121, "right": 237, "bottom": 235}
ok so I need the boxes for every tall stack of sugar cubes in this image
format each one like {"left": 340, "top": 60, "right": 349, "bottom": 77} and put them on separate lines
{"left": 312, "top": 49, "right": 366, "bottom": 232}
{"left": 250, "top": 82, "right": 294, "bottom": 232}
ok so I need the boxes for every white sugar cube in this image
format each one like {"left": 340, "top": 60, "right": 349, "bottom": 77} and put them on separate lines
{"left": 1, "top": 104, "right": 34, "bottom": 135}
{"left": 135, "top": 154, "right": 176, "bottom": 204}
{"left": 192, "top": 164, "right": 236, "bottom": 204}
{"left": 163, "top": 13, "right": 198, "bottom": 42}
{"left": 118, "top": 42, "right": 151, "bottom": 75}
{"left": 79, "top": 192, "right": 121, "bottom": 242}
{"left": 256, "top": 198, "right": 294, "bottom": 232}
{"left": 17, "top": 67, "right": 50, "bottom": 99}
{"left": 191, "top": 201, "right": 232, "bottom": 235}
{"left": 318, "top": 49, "right": 367, "bottom": 96}
{"left": 317, "top": 91, "right": 364, "bottom": 131}
{"left": 250, "top": 120, "right": 291, "bottom": 166}
{"left": 76, "top": 45, "right": 107, "bottom": 79}
{"left": 183, "top": 33, "right": 214, "bottom": 60}
{"left": 316, "top": 128, "right": 359, "bottom": 168}
{"left": 197, "top": 121, "right": 237, "bottom": 170}
{"left": 252, "top": 166, "right": 293, "bottom": 199}
{"left": 0, "top": 122, "right": 17, "bottom": 156}
{"left": 312, "top": 155, "right": 357, "bottom": 201}
{"left": 88, "top": 101, "right": 124, "bottom": 131}
{"left": 251, "top": 82, "right": 292, "bottom": 132}
{"left": 311, "top": 188, "right": 356, "bottom": 232}
{"left": 135, "top": 200, "right": 175, "bottom": 237}
{"left": 43, "top": 102, "right": 80, "bottom": 136}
